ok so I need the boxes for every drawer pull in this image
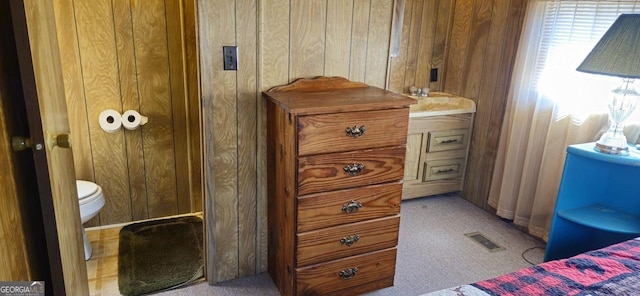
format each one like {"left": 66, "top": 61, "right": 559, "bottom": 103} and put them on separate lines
{"left": 440, "top": 138, "right": 459, "bottom": 144}
{"left": 344, "top": 163, "right": 365, "bottom": 175}
{"left": 340, "top": 234, "right": 360, "bottom": 246}
{"left": 342, "top": 200, "right": 362, "bottom": 214}
{"left": 338, "top": 267, "right": 358, "bottom": 280}
{"left": 436, "top": 168, "right": 455, "bottom": 174}
{"left": 345, "top": 125, "right": 367, "bottom": 138}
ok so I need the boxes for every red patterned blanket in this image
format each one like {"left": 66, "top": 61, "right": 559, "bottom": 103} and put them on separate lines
{"left": 424, "top": 238, "right": 640, "bottom": 296}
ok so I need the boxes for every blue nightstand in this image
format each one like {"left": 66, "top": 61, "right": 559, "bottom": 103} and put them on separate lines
{"left": 544, "top": 142, "right": 640, "bottom": 261}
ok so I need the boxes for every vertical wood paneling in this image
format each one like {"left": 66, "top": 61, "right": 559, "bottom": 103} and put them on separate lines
{"left": 465, "top": 0, "right": 508, "bottom": 209}
{"left": 200, "top": 0, "right": 239, "bottom": 281}
{"left": 236, "top": 0, "right": 258, "bottom": 277}
{"left": 0, "top": 15, "right": 30, "bottom": 278}
{"left": 366, "top": 0, "right": 393, "bottom": 88}
{"left": 444, "top": 0, "right": 473, "bottom": 95}
{"left": 0, "top": 107, "right": 30, "bottom": 281}
{"left": 442, "top": 0, "right": 527, "bottom": 210}
{"left": 56, "top": 0, "right": 200, "bottom": 226}
{"left": 52, "top": 0, "right": 94, "bottom": 184}
{"left": 198, "top": 0, "right": 527, "bottom": 283}
{"left": 402, "top": 0, "right": 424, "bottom": 91}
{"left": 349, "top": 0, "right": 371, "bottom": 83}
{"left": 430, "top": 0, "right": 455, "bottom": 90}
{"left": 54, "top": 0, "right": 100, "bottom": 227}
{"left": 183, "top": 0, "right": 202, "bottom": 213}
{"left": 456, "top": 0, "right": 494, "bottom": 211}
{"left": 19, "top": 0, "right": 90, "bottom": 293}
{"left": 325, "top": 0, "right": 353, "bottom": 78}
{"left": 132, "top": 0, "right": 178, "bottom": 218}
{"left": 290, "top": 0, "right": 327, "bottom": 81}
{"left": 112, "top": 0, "right": 148, "bottom": 221}
{"left": 258, "top": 0, "right": 290, "bottom": 275}
{"left": 469, "top": 0, "right": 527, "bottom": 209}
{"left": 414, "top": 0, "right": 438, "bottom": 88}
{"left": 462, "top": 0, "right": 493, "bottom": 98}
{"left": 166, "top": 0, "right": 192, "bottom": 215}
{"left": 391, "top": 0, "right": 455, "bottom": 93}
{"left": 74, "top": 0, "right": 132, "bottom": 224}
{"left": 388, "top": 0, "right": 414, "bottom": 93}
{"left": 200, "top": 1, "right": 218, "bottom": 284}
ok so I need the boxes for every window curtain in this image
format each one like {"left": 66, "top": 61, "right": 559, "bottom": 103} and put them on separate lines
{"left": 489, "top": 0, "right": 640, "bottom": 241}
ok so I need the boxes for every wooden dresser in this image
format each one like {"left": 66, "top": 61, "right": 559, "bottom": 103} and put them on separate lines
{"left": 264, "top": 77, "right": 415, "bottom": 296}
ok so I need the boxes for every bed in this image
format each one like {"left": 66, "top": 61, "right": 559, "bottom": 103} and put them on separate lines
{"left": 422, "top": 237, "right": 640, "bottom": 296}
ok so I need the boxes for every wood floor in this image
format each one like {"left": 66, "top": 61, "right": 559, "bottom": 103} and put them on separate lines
{"left": 86, "top": 226, "right": 121, "bottom": 296}
{"left": 85, "top": 213, "right": 204, "bottom": 296}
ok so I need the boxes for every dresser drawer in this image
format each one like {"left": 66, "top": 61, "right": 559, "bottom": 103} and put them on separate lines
{"left": 298, "top": 146, "right": 406, "bottom": 196}
{"left": 296, "top": 248, "right": 397, "bottom": 296}
{"left": 423, "top": 158, "right": 465, "bottom": 181}
{"left": 297, "top": 183, "right": 401, "bottom": 232}
{"left": 296, "top": 215, "right": 400, "bottom": 266}
{"left": 427, "top": 129, "right": 469, "bottom": 152}
{"left": 297, "top": 108, "right": 409, "bottom": 156}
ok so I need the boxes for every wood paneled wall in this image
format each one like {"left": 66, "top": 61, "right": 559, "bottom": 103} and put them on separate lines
{"left": 201, "top": 0, "right": 398, "bottom": 282}
{"left": 0, "top": 2, "right": 31, "bottom": 280}
{"left": 200, "top": 0, "right": 526, "bottom": 283}
{"left": 53, "top": 0, "right": 201, "bottom": 226}
{"left": 388, "top": 0, "right": 455, "bottom": 93}
{"left": 442, "top": 0, "right": 527, "bottom": 209}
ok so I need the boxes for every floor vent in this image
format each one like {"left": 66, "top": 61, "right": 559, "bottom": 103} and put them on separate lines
{"left": 465, "top": 232, "right": 505, "bottom": 252}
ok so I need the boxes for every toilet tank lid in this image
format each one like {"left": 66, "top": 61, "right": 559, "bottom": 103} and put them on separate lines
{"left": 76, "top": 180, "right": 98, "bottom": 199}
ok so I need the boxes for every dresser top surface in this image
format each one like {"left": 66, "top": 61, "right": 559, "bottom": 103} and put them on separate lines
{"left": 265, "top": 86, "right": 415, "bottom": 115}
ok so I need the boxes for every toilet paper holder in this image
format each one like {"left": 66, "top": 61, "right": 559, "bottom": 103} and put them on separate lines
{"left": 122, "top": 110, "right": 148, "bottom": 130}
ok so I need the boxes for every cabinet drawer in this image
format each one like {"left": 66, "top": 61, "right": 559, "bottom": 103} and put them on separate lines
{"left": 427, "top": 129, "right": 469, "bottom": 152}
{"left": 296, "top": 248, "right": 397, "bottom": 296}
{"left": 297, "top": 216, "right": 400, "bottom": 266}
{"left": 298, "top": 147, "right": 406, "bottom": 196}
{"left": 297, "top": 183, "right": 401, "bottom": 232}
{"left": 298, "top": 108, "right": 409, "bottom": 156}
{"left": 423, "top": 158, "right": 465, "bottom": 181}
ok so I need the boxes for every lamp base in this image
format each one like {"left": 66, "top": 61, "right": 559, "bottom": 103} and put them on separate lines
{"left": 594, "top": 133, "right": 629, "bottom": 155}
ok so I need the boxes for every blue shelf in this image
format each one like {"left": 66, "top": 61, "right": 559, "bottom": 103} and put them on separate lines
{"left": 558, "top": 204, "right": 640, "bottom": 234}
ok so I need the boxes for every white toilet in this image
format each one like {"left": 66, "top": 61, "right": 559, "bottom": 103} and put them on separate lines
{"left": 76, "top": 180, "right": 105, "bottom": 260}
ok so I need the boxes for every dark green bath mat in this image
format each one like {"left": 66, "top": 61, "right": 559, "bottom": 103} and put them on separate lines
{"left": 118, "top": 216, "right": 204, "bottom": 296}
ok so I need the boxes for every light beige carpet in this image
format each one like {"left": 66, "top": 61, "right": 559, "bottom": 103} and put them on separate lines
{"left": 155, "top": 194, "right": 545, "bottom": 296}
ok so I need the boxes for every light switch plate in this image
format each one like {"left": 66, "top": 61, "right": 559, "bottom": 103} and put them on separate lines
{"left": 223, "top": 46, "right": 238, "bottom": 71}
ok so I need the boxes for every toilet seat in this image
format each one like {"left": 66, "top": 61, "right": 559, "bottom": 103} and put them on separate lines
{"left": 77, "top": 180, "right": 102, "bottom": 206}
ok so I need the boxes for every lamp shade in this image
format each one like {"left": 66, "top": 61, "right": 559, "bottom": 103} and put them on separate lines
{"left": 576, "top": 14, "right": 640, "bottom": 79}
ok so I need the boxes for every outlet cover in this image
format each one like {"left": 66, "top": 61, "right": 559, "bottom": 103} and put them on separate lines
{"left": 223, "top": 46, "right": 238, "bottom": 71}
{"left": 430, "top": 68, "right": 438, "bottom": 82}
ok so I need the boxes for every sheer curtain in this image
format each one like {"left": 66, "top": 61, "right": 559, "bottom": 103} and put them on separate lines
{"left": 489, "top": 0, "right": 640, "bottom": 241}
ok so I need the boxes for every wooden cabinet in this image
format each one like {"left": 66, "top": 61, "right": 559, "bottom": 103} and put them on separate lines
{"left": 402, "top": 113, "right": 474, "bottom": 200}
{"left": 264, "top": 77, "right": 414, "bottom": 296}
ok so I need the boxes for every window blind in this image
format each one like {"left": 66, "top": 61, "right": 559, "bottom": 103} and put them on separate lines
{"left": 532, "top": 1, "right": 640, "bottom": 119}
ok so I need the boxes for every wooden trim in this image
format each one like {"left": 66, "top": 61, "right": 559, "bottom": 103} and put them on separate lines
{"left": 268, "top": 76, "right": 368, "bottom": 92}
{"left": 9, "top": 2, "right": 66, "bottom": 294}
{"left": 166, "top": 0, "right": 192, "bottom": 215}
{"left": 236, "top": 0, "right": 259, "bottom": 277}
{"left": 0, "top": 0, "right": 31, "bottom": 282}
{"left": 10, "top": 0, "right": 89, "bottom": 294}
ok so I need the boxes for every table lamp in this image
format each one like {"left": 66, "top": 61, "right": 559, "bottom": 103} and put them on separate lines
{"left": 576, "top": 14, "right": 640, "bottom": 155}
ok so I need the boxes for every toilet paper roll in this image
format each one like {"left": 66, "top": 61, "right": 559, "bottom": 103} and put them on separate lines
{"left": 98, "top": 109, "right": 122, "bottom": 133}
{"left": 121, "top": 110, "right": 149, "bottom": 130}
